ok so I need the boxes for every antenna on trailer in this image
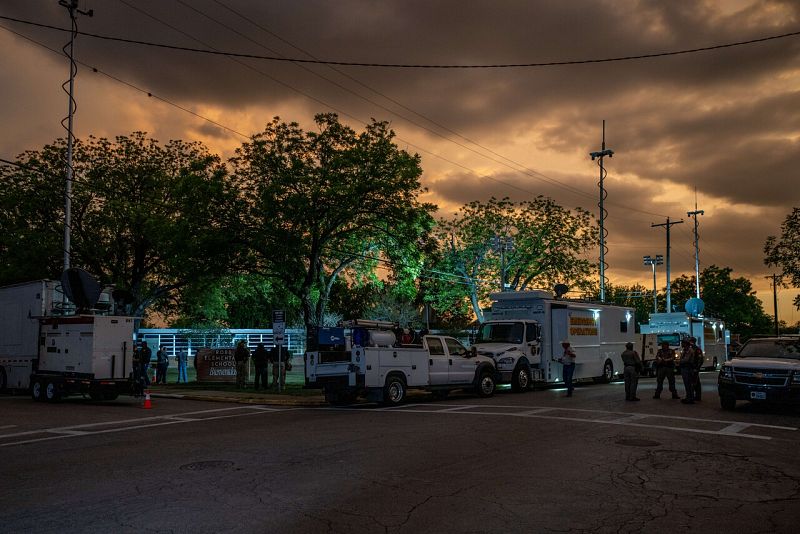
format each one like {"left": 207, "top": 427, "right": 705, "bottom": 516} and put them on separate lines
{"left": 589, "top": 120, "right": 614, "bottom": 302}
{"left": 687, "top": 189, "right": 704, "bottom": 299}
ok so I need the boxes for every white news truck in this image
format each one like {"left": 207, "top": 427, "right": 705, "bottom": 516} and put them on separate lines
{"left": 0, "top": 280, "right": 135, "bottom": 401}
{"left": 473, "top": 291, "right": 634, "bottom": 388}
{"left": 640, "top": 312, "right": 729, "bottom": 370}
{"left": 305, "top": 320, "right": 498, "bottom": 405}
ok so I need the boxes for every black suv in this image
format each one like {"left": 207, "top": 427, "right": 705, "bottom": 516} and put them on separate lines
{"left": 718, "top": 336, "right": 800, "bottom": 410}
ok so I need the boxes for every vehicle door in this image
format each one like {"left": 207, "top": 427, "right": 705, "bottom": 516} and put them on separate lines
{"left": 444, "top": 337, "right": 477, "bottom": 384}
{"left": 426, "top": 336, "right": 449, "bottom": 385}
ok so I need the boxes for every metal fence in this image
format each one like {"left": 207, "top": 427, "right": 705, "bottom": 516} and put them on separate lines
{"left": 137, "top": 328, "right": 307, "bottom": 357}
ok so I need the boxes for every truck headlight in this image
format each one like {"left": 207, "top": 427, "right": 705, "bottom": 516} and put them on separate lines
{"left": 720, "top": 366, "right": 733, "bottom": 380}
{"left": 498, "top": 357, "right": 515, "bottom": 365}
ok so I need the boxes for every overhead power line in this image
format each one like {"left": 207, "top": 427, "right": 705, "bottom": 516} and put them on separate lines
{"left": 1, "top": 14, "right": 798, "bottom": 69}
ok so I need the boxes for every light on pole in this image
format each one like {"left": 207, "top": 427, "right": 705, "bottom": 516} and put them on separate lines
{"left": 643, "top": 255, "right": 664, "bottom": 313}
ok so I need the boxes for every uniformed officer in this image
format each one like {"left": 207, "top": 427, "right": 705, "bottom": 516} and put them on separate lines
{"left": 620, "top": 342, "right": 642, "bottom": 401}
{"left": 690, "top": 336, "right": 704, "bottom": 401}
{"left": 679, "top": 339, "right": 696, "bottom": 404}
{"left": 653, "top": 341, "right": 680, "bottom": 399}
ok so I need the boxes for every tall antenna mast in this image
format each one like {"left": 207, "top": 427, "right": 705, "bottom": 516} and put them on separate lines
{"left": 589, "top": 121, "right": 614, "bottom": 302}
{"left": 59, "top": 0, "right": 93, "bottom": 271}
{"left": 687, "top": 189, "right": 704, "bottom": 299}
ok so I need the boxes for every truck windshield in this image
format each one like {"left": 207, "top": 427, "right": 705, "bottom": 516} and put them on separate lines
{"left": 476, "top": 322, "right": 524, "bottom": 344}
{"left": 737, "top": 339, "right": 800, "bottom": 360}
{"left": 657, "top": 333, "right": 681, "bottom": 346}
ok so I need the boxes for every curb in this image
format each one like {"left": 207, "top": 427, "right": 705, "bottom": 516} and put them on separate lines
{"left": 149, "top": 392, "right": 327, "bottom": 407}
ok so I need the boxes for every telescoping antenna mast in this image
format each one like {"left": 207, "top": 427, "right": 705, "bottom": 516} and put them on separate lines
{"left": 59, "top": 0, "right": 93, "bottom": 271}
{"left": 590, "top": 121, "right": 614, "bottom": 302}
{"left": 687, "top": 191, "right": 704, "bottom": 299}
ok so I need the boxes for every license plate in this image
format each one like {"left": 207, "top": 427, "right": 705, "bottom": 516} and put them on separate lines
{"left": 750, "top": 391, "right": 767, "bottom": 400}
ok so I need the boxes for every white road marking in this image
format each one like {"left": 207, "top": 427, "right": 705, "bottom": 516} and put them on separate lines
{"left": 333, "top": 404, "right": 797, "bottom": 441}
{"left": 0, "top": 425, "right": 17, "bottom": 430}
{"left": 0, "top": 405, "right": 292, "bottom": 447}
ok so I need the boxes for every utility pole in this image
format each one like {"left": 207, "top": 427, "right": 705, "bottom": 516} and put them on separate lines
{"left": 643, "top": 255, "right": 664, "bottom": 313}
{"left": 651, "top": 217, "right": 683, "bottom": 313}
{"left": 687, "top": 196, "right": 704, "bottom": 299}
{"left": 590, "top": 121, "right": 614, "bottom": 302}
{"left": 59, "top": 0, "right": 93, "bottom": 272}
{"left": 766, "top": 274, "right": 780, "bottom": 335}
{"left": 492, "top": 234, "right": 513, "bottom": 292}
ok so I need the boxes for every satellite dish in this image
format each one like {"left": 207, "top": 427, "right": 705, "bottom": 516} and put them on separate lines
{"left": 61, "top": 268, "right": 102, "bottom": 313}
{"left": 685, "top": 298, "right": 705, "bottom": 317}
{"left": 554, "top": 284, "right": 569, "bottom": 299}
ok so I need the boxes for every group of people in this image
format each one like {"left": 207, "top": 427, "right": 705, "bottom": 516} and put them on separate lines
{"left": 131, "top": 341, "right": 190, "bottom": 391}
{"left": 559, "top": 336, "right": 705, "bottom": 403}
{"left": 233, "top": 340, "right": 290, "bottom": 390}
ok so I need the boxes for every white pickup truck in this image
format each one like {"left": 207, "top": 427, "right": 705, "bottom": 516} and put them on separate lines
{"left": 305, "top": 325, "right": 498, "bottom": 405}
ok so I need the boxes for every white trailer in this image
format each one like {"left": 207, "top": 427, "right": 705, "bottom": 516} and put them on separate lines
{"left": 640, "top": 312, "right": 729, "bottom": 370}
{"left": 473, "top": 291, "right": 635, "bottom": 389}
{"left": 0, "top": 280, "right": 135, "bottom": 400}
{"left": 305, "top": 321, "right": 498, "bottom": 405}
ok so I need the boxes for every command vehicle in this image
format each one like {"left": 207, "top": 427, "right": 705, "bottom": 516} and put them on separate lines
{"left": 0, "top": 279, "right": 134, "bottom": 401}
{"left": 305, "top": 320, "right": 497, "bottom": 405}
{"left": 473, "top": 291, "right": 634, "bottom": 390}
{"left": 640, "top": 312, "right": 729, "bottom": 370}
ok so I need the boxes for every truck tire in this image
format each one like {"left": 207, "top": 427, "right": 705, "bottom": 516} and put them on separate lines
{"left": 31, "top": 378, "right": 44, "bottom": 402}
{"left": 720, "top": 393, "right": 736, "bottom": 411}
{"left": 476, "top": 371, "right": 496, "bottom": 398}
{"left": 44, "top": 380, "right": 61, "bottom": 403}
{"left": 598, "top": 360, "right": 614, "bottom": 384}
{"left": 383, "top": 375, "right": 406, "bottom": 406}
{"left": 0, "top": 367, "right": 7, "bottom": 392}
{"left": 511, "top": 365, "right": 531, "bottom": 392}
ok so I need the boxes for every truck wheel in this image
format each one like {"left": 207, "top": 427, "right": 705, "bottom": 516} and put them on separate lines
{"left": 44, "top": 381, "right": 61, "bottom": 403}
{"left": 383, "top": 375, "right": 406, "bottom": 406}
{"left": 511, "top": 366, "right": 530, "bottom": 392}
{"left": 476, "top": 371, "right": 496, "bottom": 398}
{"left": 31, "top": 378, "right": 44, "bottom": 402}
{"left": 600, "top": 360, "right": 614, "bottom": 383}
{"left": 0, "top": 367, "right": 7, "bottom": 392}
{"left": 720, "top": 393, "right": 736, "bottom": 411}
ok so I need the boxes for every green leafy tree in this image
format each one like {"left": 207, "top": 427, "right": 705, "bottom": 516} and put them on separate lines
{"left": 585, "top": 283, "right": 653, "bottom": 329}
{"left": 764, "top": 207, "right": 800, "bottom": 309}
{"left": 430, "top": 196, "right": 597, "bottom": 322}
{"left": 669, "top": 265, "right": 772, "bottom": 339}
{"left": 0, "top": 133, "right": 239, "bottom": 319}
{"left": 230, "top": 113, "right": 435, "bottom": 329}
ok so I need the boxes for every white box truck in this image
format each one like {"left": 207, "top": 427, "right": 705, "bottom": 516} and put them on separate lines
{"left": 473, "top": 291, "right": 635, "bottom": 389}
{"left": 305, "top": 320, "right": 498, "bottom": 405}
{"left": 640, "top": 312, "right": 729, "bottom": 370}
{"left": 0, "top": 280, "right": 135, "bottom": 401}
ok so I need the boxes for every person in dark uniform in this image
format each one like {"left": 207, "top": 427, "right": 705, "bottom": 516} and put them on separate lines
{"left": 653, "top": 341, "right": 680, "bottom": 399}
{"left": 690, "top": 336, "right": 704, "bottom": 401}
{"left": 234, "top": 340, "right": 250, "bottom": 389}
{"left": 139, "top": 341, "right": 152, "bottom": 387}
{"left": 679, "top": 339, "right": 696, "bottom": 404}
{"left": 621, "top": 342, "right": 642, "bottom": 401}
{"left": 252, "top": 343, "right": 269, "bottom": 390}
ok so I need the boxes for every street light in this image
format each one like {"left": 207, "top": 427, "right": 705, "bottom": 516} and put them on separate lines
{"left": 643, "top": 255, "right": 664, "bottom": 313}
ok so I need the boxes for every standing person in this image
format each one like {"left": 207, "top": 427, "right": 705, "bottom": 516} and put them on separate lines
{"left": 558, "top": 340, "right": 577, "bottom": 397}
{"left": 140, "top": 341, "right": 152, "bottom": 387}
{"left": 690, "top": 336, "right": 704, "bottom": 401}
{"left": 252, "top": 343, "right": 269, "bottom": 390}
{"left": 653, "top": 341, "right": 680, "bottom": 399}
{"left": 155, "top": 345, "right": 169, "bottom": 385}
{"left": 131, "top": 343, "right": 144, "bottom": 396}
{"left": 175, "top": 349, "right": 188, "bottom": 384}
{"left": 233, "top": 340, "right": 250, "bottom": 389}
{"left": 621, "top": 341, "right": 642, "bottom": 401}
{"left": 268, "top": 344, "right": 286, "bottom": 389}
{"left": 679, "top": 339, "right": 696, "bottom": 404}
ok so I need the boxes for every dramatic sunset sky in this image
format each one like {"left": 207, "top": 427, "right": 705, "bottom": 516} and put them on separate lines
{"left": 1, "top": 1, "right": 799, "bottom": 323}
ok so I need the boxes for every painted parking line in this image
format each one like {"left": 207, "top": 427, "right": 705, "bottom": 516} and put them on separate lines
{"left": 0, "top": 405, "right": 295, "bottom": 448}
{"left": 332, "top": 404, "right": 797, "bottom": 441}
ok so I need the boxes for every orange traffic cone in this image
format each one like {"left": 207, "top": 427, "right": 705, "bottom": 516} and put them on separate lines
{"left": 142, "top": 390, "right": 153, "bottom": 409}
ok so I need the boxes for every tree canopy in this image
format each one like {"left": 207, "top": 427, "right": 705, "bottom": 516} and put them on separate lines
{"left": 428, "top": 196, "right": 597, "bottom": 322}
{"left": 0, "top": 132, "right": 239, "bottom": 318}
{"left": 230, "top": 113, "right": 435, "bottom": 329}
{"left": 669, "top": 265, "right": 772, "bottom": 339}
{"left": 764, "top": 207, "right": 800, "bottom": 309}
